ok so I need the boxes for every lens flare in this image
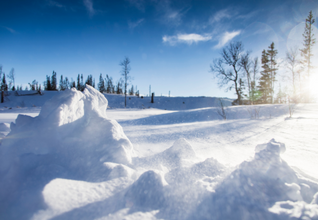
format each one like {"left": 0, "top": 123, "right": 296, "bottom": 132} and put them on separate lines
{"left": 305, "top": 74, "right": 318, "bottom": 102}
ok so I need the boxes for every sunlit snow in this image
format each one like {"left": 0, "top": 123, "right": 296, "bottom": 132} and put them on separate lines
{"left": 0, "top": 86, "right": 317, "bottom": 220}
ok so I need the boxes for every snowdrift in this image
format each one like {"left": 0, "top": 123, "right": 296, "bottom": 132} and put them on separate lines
{"left": 192, "top": 139, "right": 318, "bottom": 220}
{"left": 0, "top": 86, "right": 317, "bottom": 220}
{"left": 0, "top": 86, "right": 134, "bottom": 218}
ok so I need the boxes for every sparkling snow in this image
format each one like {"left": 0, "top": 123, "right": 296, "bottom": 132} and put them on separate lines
{"left": 0, "top": 87, "right": 317, "bottom": 220}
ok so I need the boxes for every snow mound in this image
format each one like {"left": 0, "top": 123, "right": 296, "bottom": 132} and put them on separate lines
{"left": 193, "top": 139, "right": 318, "bottom": 220}
{"left": 1, "top": 86, "right": 133, "bottom": 172}
{"left": 269, "top": 200, "right": 318, "bottom": 219}
{"left": 165, "top": 158, "right": 226, "bottom": 185}
{"left": 136, "top": 138, "right": 198, "bottom": 170}
{"left": 124, "top": 170, "right": 165, "bottom": 210}
{"left": 104, "top": 162, "right": 135, "bottom": 180}
{"left": 255, "top": 138, "right": 286, "bottom": 154}
{"left": 33, "top": 177, "right": 132, "bottom": 220}
{"left": 0, "top": 86, "right": 134, "bottom": 219}
{"left": 0, "top": 122, "right": 10, "bottom": 132}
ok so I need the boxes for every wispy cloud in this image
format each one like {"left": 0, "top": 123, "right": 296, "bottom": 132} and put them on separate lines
{"left": 128, "top": 18, "right": 144, "bottom": 29}
{"left": 126, "top": 0, "right": 145, "bottom": 12}
{"left": 163, "top": 33, "right": 212, "bottom": 45}
{"left": 1, "top": 26, "right": 16, "bottom": 33}
{"left": 214, "top": 30, "right": 241, "bottom": 48}
{"left": 156, "top": 0, "right": 190, "bottom": 26}
{"left": 209, "top": 8, "right": 257, "bottom": 26}
{"left": 46, "top": 0, "right": 65, "bottom": 8}
{"left": 83, "top": 0, "right": 95, "bottom": 16}
{"left": 209, "top": 9, "right": 233, "bottom": 24}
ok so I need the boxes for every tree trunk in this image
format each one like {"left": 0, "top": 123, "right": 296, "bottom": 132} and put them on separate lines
{"left": 234, "top": 81, "right": 240, "bottom": 105}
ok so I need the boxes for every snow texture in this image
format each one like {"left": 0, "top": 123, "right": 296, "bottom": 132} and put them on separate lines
{"left": 0, "top": 86, "right": 134, "bottom": 219}
{"left": 193, "top": 139, "right": 318, "bottom": 220}
{"left": 0, "top": 87, "right": 317, "bottom": 220}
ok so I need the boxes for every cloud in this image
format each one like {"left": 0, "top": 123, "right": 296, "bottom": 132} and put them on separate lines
{"left": 156, "top": 0, "right": 190, "bottom": 26}
{"left": 214, "top": 30, "right": 241, "bottom": 48}
{"left": 128, "top": 18, "right": 144, "bottom": 29}
{"left": 83, "top": 0, "right": 95, "bottom": 16}
{"left": 209, "top": 8, "right": 257, "bottom": 26}
{"left": 209, "top": 9, "right": 233, "bottom": 24}
{"left": 126, "top": 0, "right": 145, "bottom": 12}
{"left": 1, "top": 26, "right": 16, "bottom": 33}
{"left": 163, "top": 33, "right": 212, "bottom": 45}
{"left": 46, "top": 0, "right": 65, "bottom": 8}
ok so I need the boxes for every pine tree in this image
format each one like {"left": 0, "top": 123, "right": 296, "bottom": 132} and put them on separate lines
{"left": 98, "top": 73, "right": 105, "bottom": 93}
{"left": 129, "top": 85, "right": 134, "bottom": 95}
{"left": 77, "top": 74, "right": 81, "bottom": 90}
{"left": 80, "top": 74, "right": 84, "bottom": 91}
{"left": 1, "top": 74, "right": 8, "bottom": 91}
{"left": 300, "top": 10, "right": 316, "bottom": 78}
{"left": 45, "top": 75, "right": 51, "bottom": 90}
{"left": 65, "top": 77, "right": 69, "bottom": 89}
{"left": 105, "top": 74, "right": 114, "bottom": 93}
{"left": 258, "top": 50, "right": 272, "bottom": 104}
{"left": 59, "top": 75, "right": 65, "bottom": 90}
{"left": 267, "top": 42, "right": 278, "bottom": 103}
{"left": 85, "top": 75, "right": 94, "bottom": 87}
{"left": 51, "top": 71, "right": 57, "bottom": 90}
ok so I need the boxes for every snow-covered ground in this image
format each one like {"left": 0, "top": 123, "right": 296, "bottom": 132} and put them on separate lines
{"left": 0, "top": 87, "right": 317, "bottom": 220}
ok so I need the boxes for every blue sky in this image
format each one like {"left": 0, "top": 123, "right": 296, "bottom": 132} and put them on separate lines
{"left": 0, "top": 0, "right": 318, "bottom": 97}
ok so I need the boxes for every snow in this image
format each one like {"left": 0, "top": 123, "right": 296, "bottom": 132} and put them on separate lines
{"left": 0, "top": 87, "right": 317, "bottom": 220}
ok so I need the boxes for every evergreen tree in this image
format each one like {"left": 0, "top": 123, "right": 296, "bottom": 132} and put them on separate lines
{"left": 267, "top": 42, "right": 278, "bottom": 103}
{"left": 1, "top": 74, "right": 8, "bottom": 91}
{"left": 77, "top": 74, "right": 81, "bottom": 90}
{"left": 105, "top": 74, "right": 114, "bottom": 93}
{"left": 258, "top": 50, "right": 272, "bottom": 104}
{"left": 98, "top": 73, "right": 105, "bottom": 93}
{"left": 45, "top": 75, "right": 51, "bottom": 90}
{"left": 70, "top": 78, "right": 76, "bottom": 88}
{"left": 0, "top": 65, "right": 2, "bottom": 90}
{"left": 85, "top": 75, "right": 94, "bottom": 87}
{"left": 59, "top": 75, "right": 65, "bottom": 90}
{"left": 300, "top": 10, "right": 316, "bottom": 78}
{"left": 65, "top": 77, "right": 69, "bottom": 89}
{"left": 80, "top": 74, "right": 84, "bottom": 91}
{"left": 51, "top": 71, "right": 57, "bottom": 90}
{"left": 129, "top": 85, "right": 134, "bottom": 95}
{"left": 116, "top": 79, "right": 123, "bottom": 94}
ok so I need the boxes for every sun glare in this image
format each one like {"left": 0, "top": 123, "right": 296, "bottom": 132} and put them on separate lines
{"left": 306, "top": 74, "right": 318, "bottom": 102}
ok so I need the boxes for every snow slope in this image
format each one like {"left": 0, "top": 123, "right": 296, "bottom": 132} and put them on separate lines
{"left": 0, "top": 87, "right": 317, "bottom": 220}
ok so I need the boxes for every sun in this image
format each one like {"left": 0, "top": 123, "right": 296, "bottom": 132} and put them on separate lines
{"left": 306, "top": 74, "right": 318, "bottom": 102}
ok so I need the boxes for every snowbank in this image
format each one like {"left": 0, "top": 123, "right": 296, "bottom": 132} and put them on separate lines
{"left": 193, "top": 139, "right": 318, "bottom": 220}
{"left": 124, "top": 170, "right": 166, "bottom": 210}
{"left": 0, "top": 86, "right": 134, "bottom": 219}
{"left": 135, "top": 138, "right": 199, "bottom": 170}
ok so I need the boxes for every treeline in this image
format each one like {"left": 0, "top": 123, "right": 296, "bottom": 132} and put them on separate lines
{"left": 211, "top": 11, "right": 316, "bottom": 105}
{"left": 1, "top": 56, "right": 138, "bottom": 107}
{"left": 0, "top": 66, "right": 17, "bottom": 91}
{"left": 40, "top": 71, "right": 139, "bottom": 96}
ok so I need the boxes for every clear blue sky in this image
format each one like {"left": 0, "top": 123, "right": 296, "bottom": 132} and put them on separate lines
{"left": 0, "top": 0, "right": 317, "bottom": 97}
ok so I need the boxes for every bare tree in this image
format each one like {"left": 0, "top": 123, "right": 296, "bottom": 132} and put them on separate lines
{"left": 8, "top": 68, "right": 15, "bottom": 90}
{"left": 210, "top": 41, "right": 244, "bottom": 105}
{"left": 285, "top": 47, "right": 301, "bottom": 101}
{"left": 216, "top": 98, "right": 227, "bottom": 120}
{"left": 240, "top": 51, "right": 252, "bottom": 103}
{"left": 119, "top": 57, "right": 131, "bottom": 107}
